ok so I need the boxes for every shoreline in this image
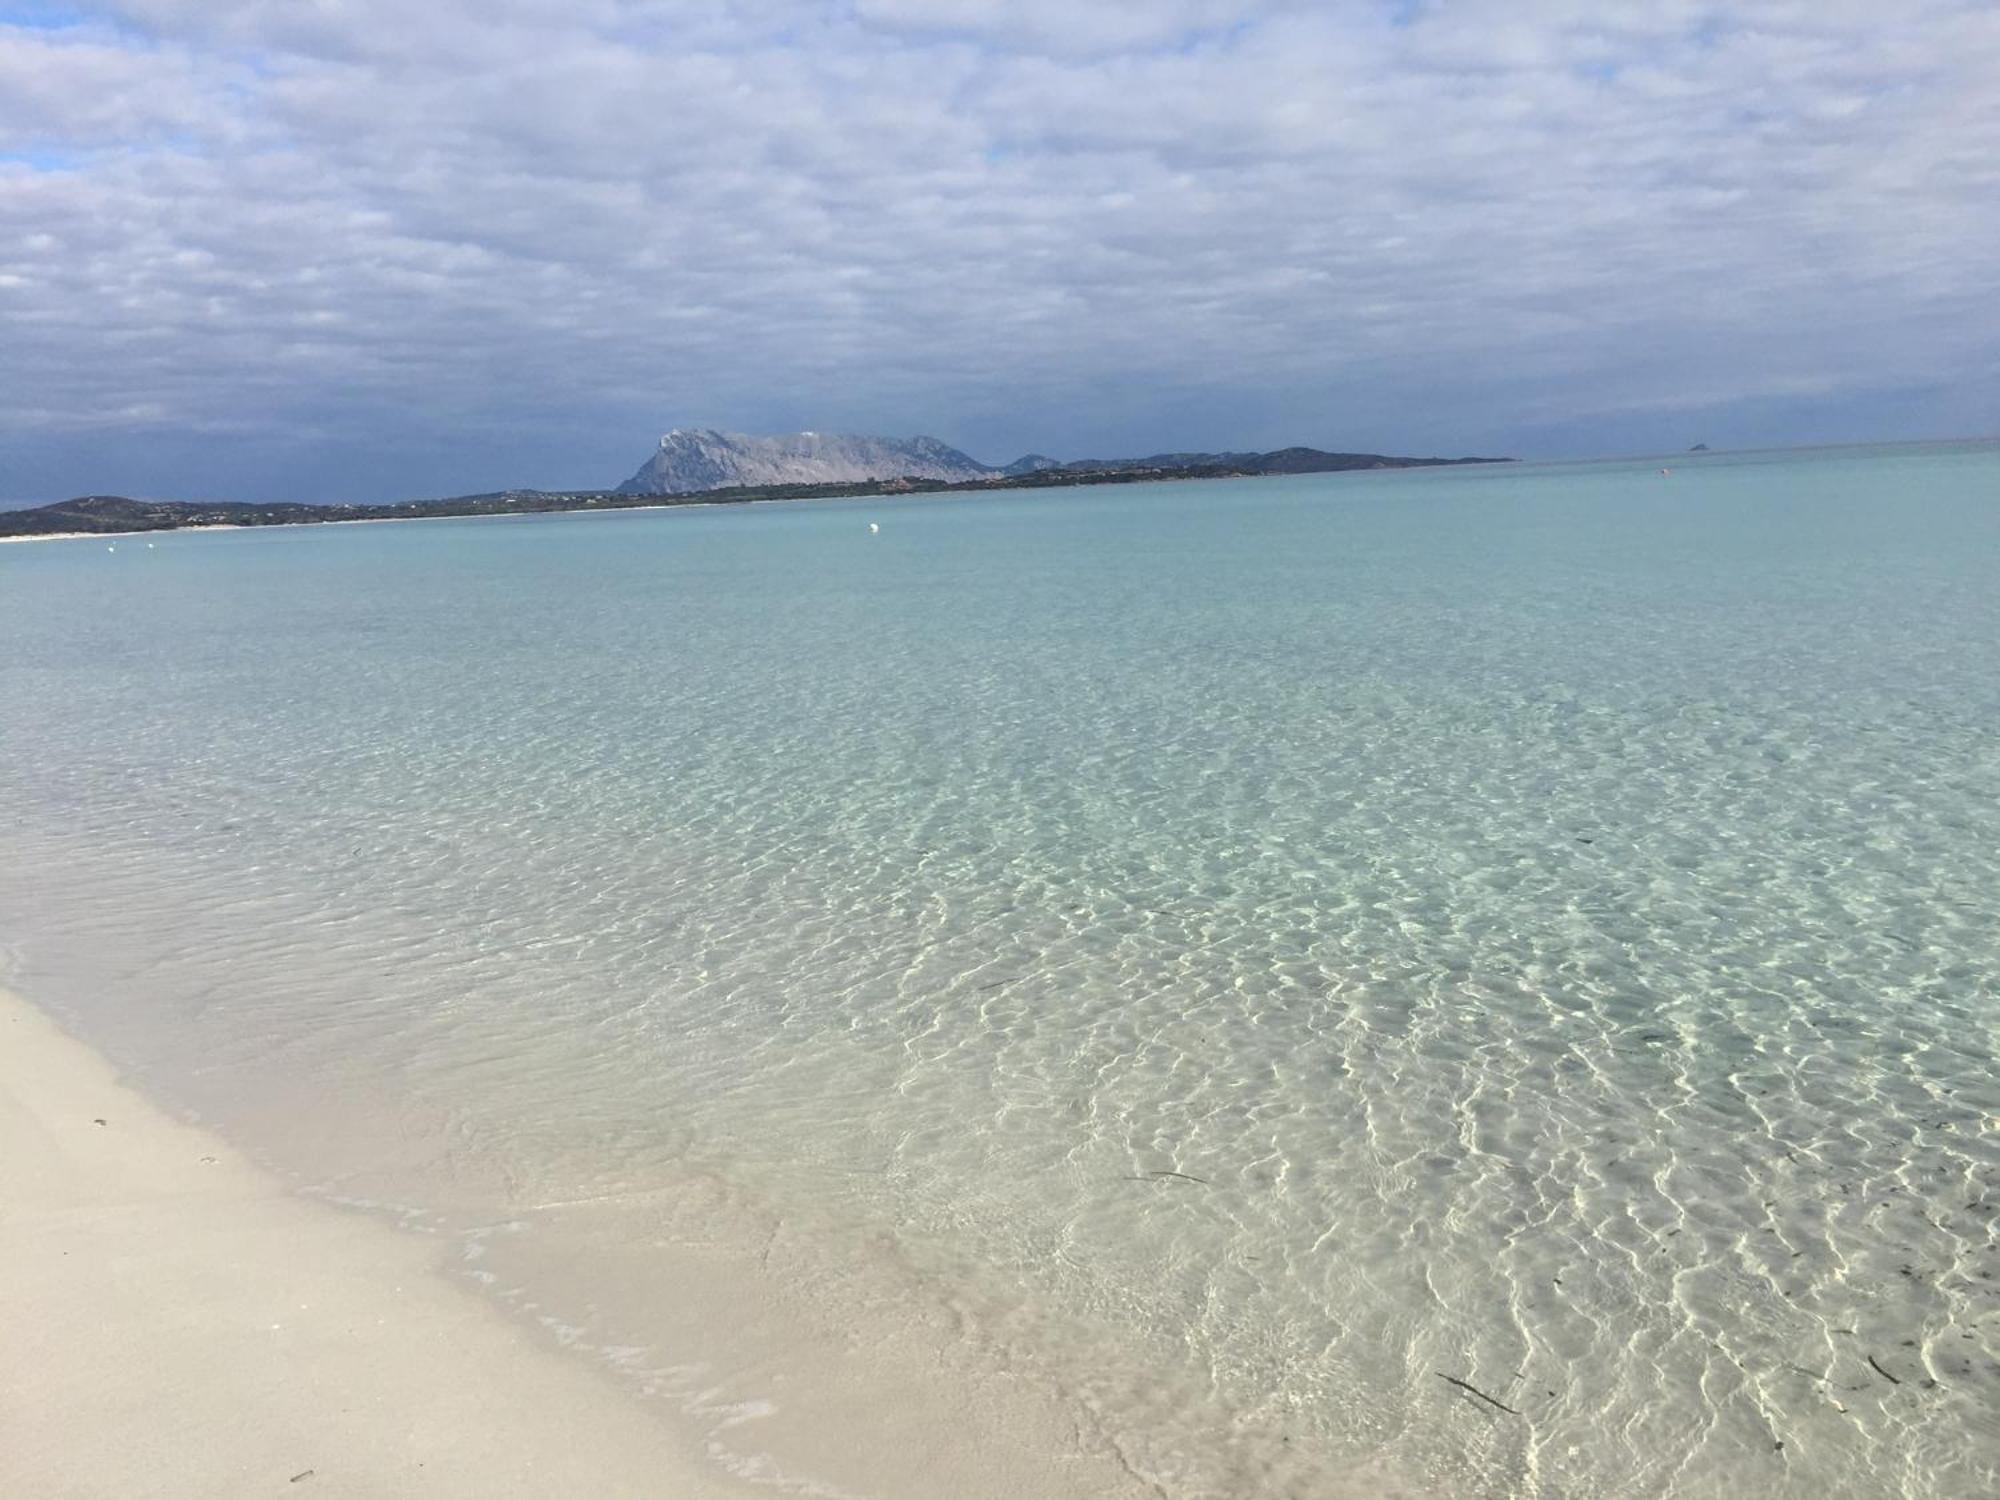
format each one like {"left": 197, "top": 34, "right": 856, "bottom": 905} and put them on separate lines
{"left": 0, "top": 456, "right": 1510, "bottom": 546}
{"left": 0, "top": 487, "right": 996, "bottom": 546}
{"left": 0, "top": 983, "right": 746, "bottom": 1498}
{"left": 0, "top": 978, "right": 1176, "bottom": 1500}
{"left": 0, "top": 497, "right": 797, "bottom": 545}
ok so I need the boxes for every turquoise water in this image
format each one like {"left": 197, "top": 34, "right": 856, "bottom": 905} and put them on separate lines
{"left": 4, "top": 444, "right": 1999, "bottom": 1497}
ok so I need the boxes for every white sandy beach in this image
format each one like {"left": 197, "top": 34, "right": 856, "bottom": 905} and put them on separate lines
{"left": 1, "top": 984, "right": 1171, "bottom": 1500}
{"left": 0, "top": 986, "right": 743, "bottom": 1499}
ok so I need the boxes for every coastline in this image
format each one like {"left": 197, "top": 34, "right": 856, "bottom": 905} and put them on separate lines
{"left": 0, "top": 979, "right": 1174, "bottom": 1500}
{"left": 0, "top": 454, "right": 1513, "bottom": 546}
{"left": 0, "top": 983, "right": 745, "bottom": 1498}
{"left": 0, "top": 492, "right": 929, "bottom": 546}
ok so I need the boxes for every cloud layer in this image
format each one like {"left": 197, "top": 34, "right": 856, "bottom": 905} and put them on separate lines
{"left": 3, "top": 1, "right": 1996, "bottom": 500}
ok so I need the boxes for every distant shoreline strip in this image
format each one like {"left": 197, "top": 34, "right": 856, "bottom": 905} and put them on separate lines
{"left": 0, "top": 455, "right": 1510, "bottom": 544}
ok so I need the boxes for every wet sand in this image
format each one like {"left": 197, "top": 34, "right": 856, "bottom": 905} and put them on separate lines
{"left": 0, "top": 985, "right": 740, "bottom": 1498}
{"left": 1, "top": 983, "right": 1165, "bottom": 1499}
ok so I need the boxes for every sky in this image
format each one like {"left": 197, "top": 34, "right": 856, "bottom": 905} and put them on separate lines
{"left": 2, "top": 1, "right": 1996, "bottom": 503}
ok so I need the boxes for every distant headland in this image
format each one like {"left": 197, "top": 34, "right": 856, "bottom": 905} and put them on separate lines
{"left": 0, "top": 432, "right": 1510, "bottom": 540}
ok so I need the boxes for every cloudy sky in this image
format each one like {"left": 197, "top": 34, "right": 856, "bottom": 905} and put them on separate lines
{"left": 3, "top": 1, "right": 1996, "bottom": 502}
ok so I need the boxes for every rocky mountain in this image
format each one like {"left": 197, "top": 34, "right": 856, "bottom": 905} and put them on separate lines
{"left": 617, "top": 430, "right": 1504, "bottom": 495}
{"left": 618, "top": 429, "right": 993, "bottom": 494}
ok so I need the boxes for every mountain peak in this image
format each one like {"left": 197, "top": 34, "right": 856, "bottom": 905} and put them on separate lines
{"left": 620, "top": 429, "right": 991, "bottom": 494}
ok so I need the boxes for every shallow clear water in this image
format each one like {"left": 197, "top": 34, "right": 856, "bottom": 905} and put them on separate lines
{"left": 5, "top": 444, "right": 2000, "bottom": 1497}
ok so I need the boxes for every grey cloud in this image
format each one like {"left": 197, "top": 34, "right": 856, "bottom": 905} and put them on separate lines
{"left": 849, "top": 0, "right": 1271, "bottom": 54}
{"left": 1, "top": 1, "right": 1995, "bottom": 503}
{"left": 0, "top": 27, "right": 224, "bottom": 146}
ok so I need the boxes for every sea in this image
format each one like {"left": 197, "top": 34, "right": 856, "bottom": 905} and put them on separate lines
{"left": 4, "top": 442, "right": 1998, "bottom": 1498}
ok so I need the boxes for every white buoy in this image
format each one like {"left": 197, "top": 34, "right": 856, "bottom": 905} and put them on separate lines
{"left": 107, "top": 544, "right": 115, "bottom": 552}
{"left": 147, "top": 541, "right": 156, "bottom": 549}
{"left": 868, "top": 522, "right": 880, "bottom": 534}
